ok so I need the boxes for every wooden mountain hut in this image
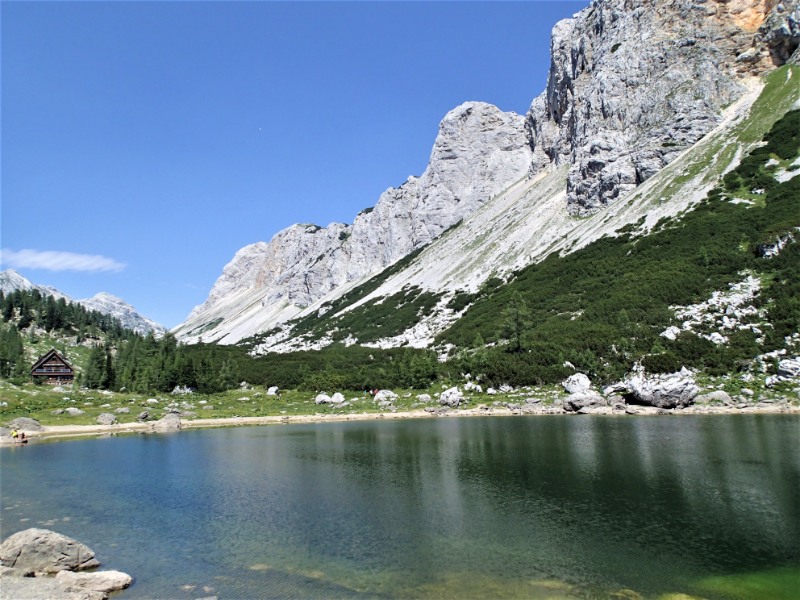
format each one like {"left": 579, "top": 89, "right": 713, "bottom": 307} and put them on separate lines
{"left": 31, "top": 348, "right": 74, "bottom": 385}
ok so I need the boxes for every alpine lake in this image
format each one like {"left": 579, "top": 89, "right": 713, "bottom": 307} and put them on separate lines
{"left": 1, "top": 414, "right": 798, "bottom": 600}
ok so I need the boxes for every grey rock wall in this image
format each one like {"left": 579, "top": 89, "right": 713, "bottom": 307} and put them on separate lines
{"left": 527, "top": 0, "right": 798, "bottom": 215}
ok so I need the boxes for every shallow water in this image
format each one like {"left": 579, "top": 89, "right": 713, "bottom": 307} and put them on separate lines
{"left": 1, "top": 415, "right": 798, "bottom": 599}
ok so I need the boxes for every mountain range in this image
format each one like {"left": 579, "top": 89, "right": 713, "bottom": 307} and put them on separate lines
{"left": 0, "top": 269, "right": 167, "bottom": 337}
{"left": 171, "top": 0, "right": 800, "bottom": 353}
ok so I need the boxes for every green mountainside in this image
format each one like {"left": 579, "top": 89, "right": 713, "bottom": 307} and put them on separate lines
{"left": 1, "top": 68, "right": 798, "bottom": 401}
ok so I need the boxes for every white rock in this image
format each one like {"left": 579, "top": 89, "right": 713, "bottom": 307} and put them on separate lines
{"left": 374, "top": 390, "right": 398, "bottom": 402}
{"left": 314, "top": 394, "right": 333, "bottom": 405}
{"left": 562, "top": 373, "right": 592, "bottom": 394}
{"left": 439, "top": 387, "right": 463, "bottom": 408}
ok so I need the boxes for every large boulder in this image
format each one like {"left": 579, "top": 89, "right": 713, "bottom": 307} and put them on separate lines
{"left": 374, "top": 390, "right": 398, "bottom": 403}
{"left": 778, "top": 358, "right": 800, "bottom": 378}
{"left": 55, "top": 569, "right": 133, "bottom": 594}
{"left": 562, "top": 373, "right": 592, "bottom": 394}
{"left": 6, "top": 418, "right": 42, "bottom": 432}
{"left": 439, "top": 387, "right": 463, "bottom": 408}
{"left": 152, "top": 413, "right": 181, "bottom": 431}
{"left": 96, "top": 413, "right": 117, "bottom": 426}
{"left": 563, "top": 392, "right": 606, "bottom": 412}
{"left": 623, "top": 369, "right": 699, "bottom": 409}
{"left": 0, "top": 529, "right": 100, "bottom": 575}
{"left": 314, "top": 394, "right": 334, "bottom": 405}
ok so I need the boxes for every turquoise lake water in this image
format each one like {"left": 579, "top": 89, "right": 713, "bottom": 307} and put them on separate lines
{"left": 1, "top": 415, "right": 799, "bottom": 599}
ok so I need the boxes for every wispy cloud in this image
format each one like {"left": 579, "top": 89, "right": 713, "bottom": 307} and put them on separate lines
{"left": 0, "top": 249, "right": 126, "bottom": 273}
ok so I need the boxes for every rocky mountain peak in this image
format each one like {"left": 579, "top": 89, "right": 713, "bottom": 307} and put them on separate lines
{"left": 176, "top": 0, "right": 799, "bottom": 346}
{"left": 527, "top": 0, "right": 799, "bottom": 214}
{"left": 0, "top": 269, "right": 166, "bottom": 337}
{"left": 176, "top": 101, "right": 532, "bottom": 342}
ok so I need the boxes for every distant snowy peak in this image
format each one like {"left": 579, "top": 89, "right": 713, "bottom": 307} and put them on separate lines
{"left": 0, "top": 269, "right": 167, "bottom": 337}
{"left": 0, "top": 269, "right": 68, "bottom": 300}
{"left": 79, "top": 292, "right": 168, "bottom": 337}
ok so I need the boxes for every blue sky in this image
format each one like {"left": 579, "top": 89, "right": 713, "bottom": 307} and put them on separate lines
{"left": 2, "top": 1, "right": 586, "bottom": 329}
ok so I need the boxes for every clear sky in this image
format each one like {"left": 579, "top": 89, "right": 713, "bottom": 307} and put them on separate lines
{"left": 2, "top": 0, "right": 587, "bottom": 329}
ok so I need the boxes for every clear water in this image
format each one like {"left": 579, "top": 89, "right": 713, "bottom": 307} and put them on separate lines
{"left": 1, "top": 415, "right": 798, "bottom": 599}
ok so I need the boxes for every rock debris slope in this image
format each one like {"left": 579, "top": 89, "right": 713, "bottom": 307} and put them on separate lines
{"left": 175, "top": 0, "right": 800, "bottom": 348}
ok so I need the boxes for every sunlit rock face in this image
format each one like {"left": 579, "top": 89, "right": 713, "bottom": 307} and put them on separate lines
{"left": 526, "top": 0, "right": 799, "bottom": 214}
{"left": 177, "top": 0, "right": 799, "bottom": 345}
{"left": 177, "top": 102, "right": 533, "bottom": 342}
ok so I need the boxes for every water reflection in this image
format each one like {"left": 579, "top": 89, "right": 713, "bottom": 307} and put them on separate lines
{"left": 1, "top": 415, "right": 798, "bottom": 599}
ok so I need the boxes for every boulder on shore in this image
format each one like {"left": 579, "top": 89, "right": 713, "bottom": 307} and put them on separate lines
{"left": 562, "top": 373, "right": 593, "bottom": 395}
{"left": 622, "top": 369, "right": 699, "bottom": 409}
{"left": 374, "top": 390, "right": 398, "bottom": 403}
{"left": 96, "top": 413, "right": 117, "bottom": 426}
{"left": 563, "top": 392, "right": 606, "bottom": 412}
{"left": 315, "top": 393, "right": 334, "bottom": 404}
{"left": 439, "top": 387, "right": 463, "bottom": 408}
{"left": 0, "top": 529, "right": 133, "bottom": 600}
{"left": 6, "top": 418, "right": 43, "bottom": 432}
{"left": 152, "top": 413, "right": 181, "bottom": 431}
{"left": 0, "top": 528, "right": 100, "bottom": 575}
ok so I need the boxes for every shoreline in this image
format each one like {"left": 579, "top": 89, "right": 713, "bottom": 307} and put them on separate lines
{"left": 6, "top": 402, "right": 799, "bottom": 444}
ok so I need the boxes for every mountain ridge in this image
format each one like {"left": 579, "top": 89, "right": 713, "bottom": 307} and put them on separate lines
{"left": 0, "top": 270, "right": 167, "bottom": 337}
{"left": 175, "top": 0, "right": 800, "bottom": 348}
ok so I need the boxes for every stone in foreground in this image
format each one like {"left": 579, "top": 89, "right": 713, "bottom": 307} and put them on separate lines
{"left": 0, "top": 528, "right": 99, "bottom": 575}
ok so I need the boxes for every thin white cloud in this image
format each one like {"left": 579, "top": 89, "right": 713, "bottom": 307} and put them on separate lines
{"left": 0, "top": 248, "right": 126, "bottom": 273}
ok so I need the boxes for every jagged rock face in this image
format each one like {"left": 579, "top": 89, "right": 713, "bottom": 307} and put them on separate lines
{"left": 79, "top": 292, "right": 167, "bottom": 337}
{"left": 527, "top": 0, "right": 798, "bottom": 214}
{"left": 183, "top": 102, "right": 532, "bottom": 327}
{"left": 0, "top": 269, "right": 166, "bottom": 337}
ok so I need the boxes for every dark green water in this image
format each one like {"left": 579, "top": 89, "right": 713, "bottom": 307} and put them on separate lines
{"left": 1, "top": 415, "right": 799, "bottom": 599}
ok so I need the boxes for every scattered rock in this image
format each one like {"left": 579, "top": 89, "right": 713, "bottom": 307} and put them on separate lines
{"left": 464, "top": 381, "right": 483, "bottom": 393}
{"left": 314, "top": 394, "right": 334, "bottom": 405}
{"left": 266, "top": 386, "right": 280, "bottom": 396}
{"left": 331, "top": 392, "right": 345, "bottom": 404}
{"left": 374, "top": 390, "right": 398, "bottom": 403}
{"left": 696, "top": 390, "right": 733, "bottom": 404}
{"left": 416, "top": 394, "right": 432, "bottom": 403}
{"left": 65, "top": 408, "right": 85, "bottom": 416}
{"left": 114, "top": 407, "right": 130, "bottom": 414}
{"left": 439, "top": 387, "right": 463, "bottom": 408}
{"left": 96, "top": 414, "right": 117, "bottom": 426}
{"left": 136, "top": 411, "right": 149, "bottom": 422}
{"left": 778, "top": 358, "right": 800, "bottom": 378}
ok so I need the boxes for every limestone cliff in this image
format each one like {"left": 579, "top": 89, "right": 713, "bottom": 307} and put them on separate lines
{"left": 527, "top": 0, "right": 800, "bottom": 213}
{"left": 176, "top": 103, "right": 532, "bottom": 342}
{"left": 176, "top": 0, "right": 799, "bottom": 345}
